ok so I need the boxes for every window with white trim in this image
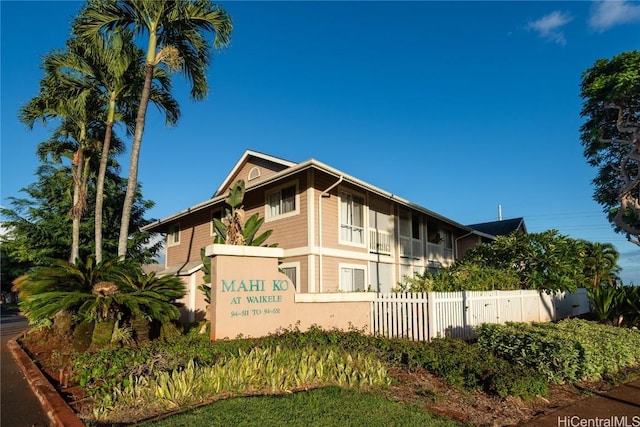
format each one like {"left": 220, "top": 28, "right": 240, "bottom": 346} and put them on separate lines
{"left": 280, "top": 262, "right": 299, "bottom": 291}
{"left": 339, "top": 190, "right": 365, "bottom": 245}
{"left": 168, "top": 224, "right": 180, "bottom": 246}
{"left": 340, "top": 264, "right": 366, "bottom": 292}
{"left": 266, "top": 183, "right": 298, "bottom": 219}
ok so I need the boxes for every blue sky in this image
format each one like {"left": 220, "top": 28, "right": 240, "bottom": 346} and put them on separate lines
{"left": 1, "top": 1, "right": 639, "bottom": 284}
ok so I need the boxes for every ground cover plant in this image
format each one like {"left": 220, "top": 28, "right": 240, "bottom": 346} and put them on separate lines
{"left": 64, "top": 325, "right": 552, "bottom": 424}
{"left": 19, "top": 321, "right": 640, "bottom": 426}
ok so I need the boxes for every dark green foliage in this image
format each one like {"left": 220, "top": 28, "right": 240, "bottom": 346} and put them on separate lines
{"left": 17, "top": 256, "right": 185, "bottom": 350}
{"left": 589, "top": 285, "right": 622, "bottom": 323}
{"left": 400, "top": 338, "right": 546, "bottom": 398}
{"left": 589, "top": 285, "right": 640, "bottom": 328}
{"left": 0, "top": 245, "right": 30, "bottom": 293}
{"left": 485, "top": 366, "right": 548, "bottom": 399}
{"left": 620, "top": 286, "right": 640, "bottom": 327}
{"left": 0, "top": 161, "right": 160, "bottom": 268}
{"left": 72, "top": 320, "right": 95, "bottom": 353}
{"left": 580, "top": 50, "right": 640, "bottom": 246}
{"left": 476, "top": 319, "right": 640, "bottom": 383}
{"left": 399, "top": 231, "right": 621, "bottom": 293}
{"left": 462, "top": 231, "right": 587, "bottom": 292}
{"left": 73, "top": 325, "right": 550, "bottom": 401}
{"left": 398, "top": 263, "right": 521, "bottom": 292}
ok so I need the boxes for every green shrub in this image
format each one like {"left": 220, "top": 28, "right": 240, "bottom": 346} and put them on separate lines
{"left": 477, "top": 319, "right": 640, "bottom": 383}
{"left": 485, "top": 366, "right": 548, "bottom": 399}
{"left": 408, "top": 338, "right": 506, "bottom": 390}
{"left": 397, "top": 264, "right": 521, "bottom": 293}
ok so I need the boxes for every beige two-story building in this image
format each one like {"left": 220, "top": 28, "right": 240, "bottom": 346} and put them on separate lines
{"left": 143, "top": 150, "right": 501, "bottom": 321}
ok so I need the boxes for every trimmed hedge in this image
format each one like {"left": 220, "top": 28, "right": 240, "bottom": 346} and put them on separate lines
{"left": 476, "top": 319, "right": 640, "bottom": 383}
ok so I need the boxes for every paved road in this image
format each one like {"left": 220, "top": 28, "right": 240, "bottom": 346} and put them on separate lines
{"left": 1, "top": 309, "right": 50, "bottom": 427}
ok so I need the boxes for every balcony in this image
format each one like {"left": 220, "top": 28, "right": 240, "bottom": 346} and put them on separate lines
{"left": 427, "top": 243, "right": 454, "bottom": 265}
{"left": 369, "top": 229, "right": 391, "bottom": 255}
{"left": 399, "top": 236, "right": 423, "bottom": 259}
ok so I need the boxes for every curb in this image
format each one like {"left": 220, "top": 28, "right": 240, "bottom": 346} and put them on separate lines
{"left": 7, "top": 335, "right": 86, "bottom": 427}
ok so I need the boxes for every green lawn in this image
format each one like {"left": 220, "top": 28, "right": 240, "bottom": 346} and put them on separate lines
{"left": 141, "top": 386, "right": 466, "bottom": 427}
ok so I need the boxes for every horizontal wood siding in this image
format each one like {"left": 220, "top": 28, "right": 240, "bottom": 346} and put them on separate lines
{"left": 166, "top": 207, "right": 221, "bottom": 265}
{"left": 321, "top": 256, "right": 340, "bottom": 292}
{"left": 321, "top": 256, "right": 368, "bottom": 293}
{"left": 241, "top": 174, "right": 308, "bottom": 248}
{"left": 313, "top": 172, "right": 341, "bottom": 250}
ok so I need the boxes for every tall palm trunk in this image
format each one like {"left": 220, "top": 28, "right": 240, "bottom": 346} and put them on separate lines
{"left": 70, "top": 125, "right": 87, "bottom": 262}
{"left": 117, "top": 63, "right": 154, "bottom": 259}
{"left": 96, "top": 97, "right": 116, "bottom": 263}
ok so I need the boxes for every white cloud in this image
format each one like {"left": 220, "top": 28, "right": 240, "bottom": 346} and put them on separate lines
{"left": 589, "top": 0, "right": 640, "bottom": 32}
{"left": 527, "top": 11, "right": 574, "bottom": 45}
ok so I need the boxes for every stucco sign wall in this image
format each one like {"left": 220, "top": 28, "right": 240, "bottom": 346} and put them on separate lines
{"left": 206, "top": 245, "right": 296, "bottom": 340}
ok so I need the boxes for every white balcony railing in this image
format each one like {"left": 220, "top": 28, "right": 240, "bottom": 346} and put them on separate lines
{"left": 400, "top": 236, "right": 423, "bottom": 259}
{"left": 427, "top": 243, "right": 454, "bottom": 264}
{"left": 369, "top": 229, "right": 391, "bottom": 255}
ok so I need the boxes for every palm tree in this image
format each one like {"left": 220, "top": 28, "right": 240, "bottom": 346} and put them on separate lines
{"left": 114, "top": 268, "right": 185, "bottom": 343}
{"left": 74, "top": 0, "right": 232, "bottom": 259}
{"left": 582, "top": 241, "right": 620, "bottom": 288}
{"left": 18, "top": 257, "right": 185, "bottom": 348}
{"left": 20, "top": 61, "right": 105, "bottom": 262}
{"left": 48, "top": 32, "right": 180, "bottom": 262}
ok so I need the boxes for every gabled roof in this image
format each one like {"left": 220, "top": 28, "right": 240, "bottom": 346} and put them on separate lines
{"left": 143, "top": 151, "right": 475, "bottom": 234}
{"left": 213, "top": 149, "right": 297, "bottom": 197}
{"left": 466, "top": 217, "right": 527, "bottom": 236}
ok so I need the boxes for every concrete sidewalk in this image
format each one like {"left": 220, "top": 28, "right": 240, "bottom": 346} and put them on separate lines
{"left": 1, "top": 310, "right": 50, "bottom": 427}
{"left": 520, "top": 378, "right": 640, "bottom": 426}
{"left": 2, "top": 309, "right": 84, "bottom": 427}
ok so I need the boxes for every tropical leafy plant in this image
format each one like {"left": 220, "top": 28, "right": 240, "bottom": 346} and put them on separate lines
{"left": 211, "top": 180, "right": 274, "bottom": 246}
{"left": 89, "top": 345, "right": 390, "bottom": 424}
{"left": 17, "top": 256, "right": 185, "bottom": 348}
{"left": 397, "top": 262, "right": 520, "bottom": 292}
{"left": 588, "top": 285, "right": 622, "bottom": 324}
{"left": 589, "top": 285, "right": 640, "bottom": 328}
{"left": 460, "top": 231, "right": 604, "bottom": 292}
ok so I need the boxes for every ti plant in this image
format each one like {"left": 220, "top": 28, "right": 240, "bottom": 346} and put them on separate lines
{"left": 199, "top": 180, "right": 277, "bottom": 306}
{"left": 212, "top": 180, "right": 275, "bottom": 246}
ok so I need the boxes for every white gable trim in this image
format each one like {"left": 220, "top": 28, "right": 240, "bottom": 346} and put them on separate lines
{"left": 213, "top": 149, "right": 297, "bottom": 197}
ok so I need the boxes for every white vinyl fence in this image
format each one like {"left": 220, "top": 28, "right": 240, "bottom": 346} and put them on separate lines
{"left": 370, "top": 289, "right": 590, "bottom": 341}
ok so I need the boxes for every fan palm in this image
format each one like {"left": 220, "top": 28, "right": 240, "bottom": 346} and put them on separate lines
{"left": 74, "top": 0, "right": 232, "bottom": 259}
{"left": 48, "top": 32, "right": 180, "bottom": 261}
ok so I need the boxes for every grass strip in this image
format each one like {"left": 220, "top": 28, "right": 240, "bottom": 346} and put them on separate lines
{"left": 140, "top": 386, "right": 466, "bottom": 427}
